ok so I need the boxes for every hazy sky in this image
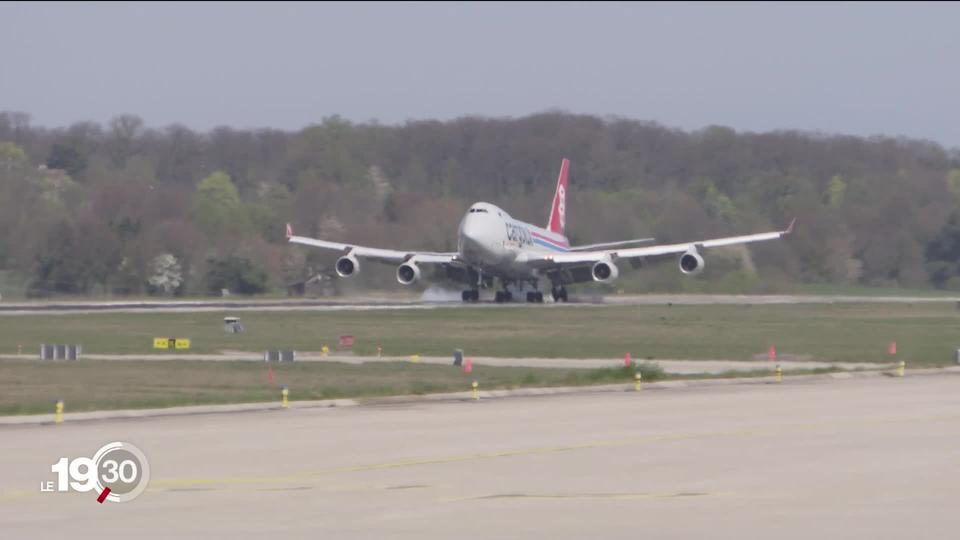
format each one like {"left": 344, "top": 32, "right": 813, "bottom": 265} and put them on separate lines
{"left": 2, "top": 2, "right": 959, "bottom": 147}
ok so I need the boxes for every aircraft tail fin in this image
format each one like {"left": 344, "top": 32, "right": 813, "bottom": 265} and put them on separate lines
{"left": 546, "top": 158, "right": 569, "bottom": 235}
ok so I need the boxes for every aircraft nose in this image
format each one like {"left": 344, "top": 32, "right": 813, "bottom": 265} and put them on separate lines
{"left": 458, "top": 213, "right": 486, "bottom": 255}
{"left": 460, "top": 214, "right": 481, "bottom": 241}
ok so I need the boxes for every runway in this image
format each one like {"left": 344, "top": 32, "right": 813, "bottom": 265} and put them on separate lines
{"left": 2, "top": 373, "right": 959, "bottom": 538}
{"left": 1, "top": 293, "right": 958, "bottom": 314}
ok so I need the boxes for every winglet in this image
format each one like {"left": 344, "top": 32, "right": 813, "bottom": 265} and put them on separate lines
{"left": 286, "top": 223, "right": 293, "bottom": 240}
{"left": 784, "top": 218, "right": 797, "bottom": 235}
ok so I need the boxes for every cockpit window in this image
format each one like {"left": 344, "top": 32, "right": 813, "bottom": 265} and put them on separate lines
{"left": 470, "top": 208, "right": 488, "bottom": 213}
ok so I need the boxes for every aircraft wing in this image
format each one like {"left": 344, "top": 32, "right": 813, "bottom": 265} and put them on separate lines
{"left": 527, "top": 219, "right": 795, "bottom": 268}
{"left": 568, "top": 237, "right": 656, "bottom": 251}
{"left": 286, "top": 224, "right": 460, "bottom": 265}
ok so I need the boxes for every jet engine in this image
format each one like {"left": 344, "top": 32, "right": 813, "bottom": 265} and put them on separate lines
{"left": 591, "top": 258, "right": 620, "bottom": 283}
{"left": 678, "top": 249, "right": 705, "bottom": 275}
{"left": 396, "top": 262, "right": 422, "bottom": 285}
{"left": 335, "top": 254, "right": 360, "bottom": 277}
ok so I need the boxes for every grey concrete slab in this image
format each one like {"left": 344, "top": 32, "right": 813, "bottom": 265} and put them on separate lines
{"left": 2, "top": 372, "right": 959, "bottom": 538}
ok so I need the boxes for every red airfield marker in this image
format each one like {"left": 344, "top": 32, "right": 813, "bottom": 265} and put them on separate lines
{"left": 463, "top": 358, "right": 473, "bottom": 374}
{"left": 624, "top": 352, "right": 632, "bottom": 367}
{"left": 768, "top": 345, "right": 777, "bottom": 361}
{"left": 268, "top": 365, "right": 274, "bottom": 384}
{"left": 888, "top": 342, "right": 897, "bottom": 355}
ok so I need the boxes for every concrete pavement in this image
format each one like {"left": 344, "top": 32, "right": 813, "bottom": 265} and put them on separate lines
{"left": 2, "top": 371, "right": 959, "bottom": 538}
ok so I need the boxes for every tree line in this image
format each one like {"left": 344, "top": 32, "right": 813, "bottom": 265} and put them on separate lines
{"left": 1, "top": 110, "right": 959, "bottom": 298}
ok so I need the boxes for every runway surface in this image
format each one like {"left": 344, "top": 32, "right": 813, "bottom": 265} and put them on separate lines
{"left": 2, "top": 293, "right": 958, "bottom": 314}
{"left": 2, "top": 373, "right": 959, "bottom": 538}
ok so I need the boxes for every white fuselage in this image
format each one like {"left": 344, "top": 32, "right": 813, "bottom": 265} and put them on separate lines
{"left": 457, "top": 202, "right": 569, "bottom": 280}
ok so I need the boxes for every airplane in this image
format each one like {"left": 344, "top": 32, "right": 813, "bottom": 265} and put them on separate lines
{"left": 286, "top": 158, "right": 795, "bottom": 303}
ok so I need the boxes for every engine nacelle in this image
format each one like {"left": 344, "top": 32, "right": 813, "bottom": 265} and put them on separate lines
{"left": 679, "top": 249, "right": 705, "bottom": 275}
{"left": 396, "top": 262, "right": 422, "bottom": 285}
{"left": 335, "top": 254, "right": 360, "bottom": 277}
{"left": 591, "top": 259, "right": 620, "bottom": 283}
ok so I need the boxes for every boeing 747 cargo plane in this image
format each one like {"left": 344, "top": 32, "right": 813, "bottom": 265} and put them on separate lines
{"left": 287, "top": 159, "right": 794, "bottom": 303}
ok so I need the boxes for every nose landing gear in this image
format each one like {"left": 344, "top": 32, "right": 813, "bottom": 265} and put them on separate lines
{"left": 525, "top": 291, "right": 544, "bottom": 303}
{"left": 551, "top": 286, "right": 568, "bottom": 303}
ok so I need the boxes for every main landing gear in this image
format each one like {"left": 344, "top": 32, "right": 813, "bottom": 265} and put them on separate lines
{"left": 551, "top": 286, "right": 568, "bottom": 303}
{"left": 462, "top": 268, "right": 484, "bottom": 303}
{"left": 460, "top": 274, "right": 565, "bottom": 304}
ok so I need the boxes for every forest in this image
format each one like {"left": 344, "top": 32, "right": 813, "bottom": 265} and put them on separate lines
{"left": 1, "top": 110, "right": 959, "bottom": 298}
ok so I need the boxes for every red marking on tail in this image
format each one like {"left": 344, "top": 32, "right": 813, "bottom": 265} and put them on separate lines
{"left": 546, "top": 159, "right": 569, "bottom": 235}
{"left": 97, "top": 487, "right": 111, "bottom": 503}
{"left": 285, "top": 223, "right": 293, "bottom": 240}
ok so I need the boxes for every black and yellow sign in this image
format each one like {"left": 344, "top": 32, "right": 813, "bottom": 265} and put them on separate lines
{"left": 153, "top": 338, "right": 191, "bottom": 350}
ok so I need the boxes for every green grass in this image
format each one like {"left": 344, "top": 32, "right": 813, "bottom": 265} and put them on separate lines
{"left": 1, "top": 302, "right": 955, "bottom": 415}
{"left": 1, "top": 303, "right": 958, "bottom": 365}
{"left": 790, "top": 283, "right": 960, "bottom": 298}
{"left": 0, "top": 359, "right": 669, "bottom": 415}
{"left": 0, "top": 357, "right": 865, "bottom": 416}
